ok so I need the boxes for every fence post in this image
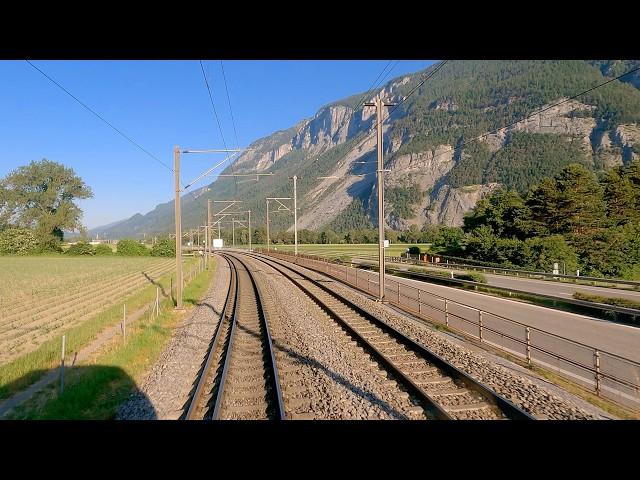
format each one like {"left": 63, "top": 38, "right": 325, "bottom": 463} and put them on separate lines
{"left": 594, "top": 350, "right": 601, "bottom": 396}
{"left": 445, "top": 299, "right": 449, "bottom": 327}
{"left": 122, "top": 304, "right": 126, "bottom": 343}
{"left": 156, "top": 287, "right": 160, "bottom": 316}
{"left": 526, "top": 327, "right": 531, "bottom": 364}
{"left": 478, "top": 311, "right": 483, "bottom": 342}
{"left": 59, "top": 334, "right": 66, "bottom": 394}
{"left": 418, "top": 290, "right": 422, "bottom": 315}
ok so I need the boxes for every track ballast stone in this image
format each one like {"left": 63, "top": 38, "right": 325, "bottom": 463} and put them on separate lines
{"left": 116, "top": 262, "right": 229, "bottom": 420}
{"left": 259, "top": 254, "right": 610, "bottom": 420}
{"left": 244, "top": 254, "right": 426, "bottom": 420}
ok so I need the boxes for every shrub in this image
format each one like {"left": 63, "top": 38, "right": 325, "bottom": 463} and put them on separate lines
{"left": 151, "top": 237, "right": 175, "bottom": 257}
{"left": 94, "top": 244, "right": 114, "bottom": 256}
{"left": 0, "top": 228, "right": 38, "bottom": 255}
{"left": 408, "top": 246, "right": 421, "bottom": 255}
{"left": 65, "top": 242, "right": 96, "bottom": 256}
{"left": 117, "top": 239, "right": 149, "bottom": 256}
{"left": 455, "top": 272, "right": 487, "bottom": 283}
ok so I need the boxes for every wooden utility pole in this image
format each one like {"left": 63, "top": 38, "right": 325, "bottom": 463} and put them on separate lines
{"left": 364, "top": 97, "right": 395, "bottom": 302}
{"left": 174, "top": 146, "right": 184, "bottom": 309}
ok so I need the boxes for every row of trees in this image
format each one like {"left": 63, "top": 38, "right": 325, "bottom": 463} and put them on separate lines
{"left": 428, "top": 161, "right": 640, "bottom": 279}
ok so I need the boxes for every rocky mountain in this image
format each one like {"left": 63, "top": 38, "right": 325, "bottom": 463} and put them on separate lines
{"left": 90, "top": 60, "right": 640, "bottom": 239}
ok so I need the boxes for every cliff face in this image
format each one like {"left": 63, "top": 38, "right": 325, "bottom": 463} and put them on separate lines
{"left": 91, "top": 61, "right": 640, "bottom": 239}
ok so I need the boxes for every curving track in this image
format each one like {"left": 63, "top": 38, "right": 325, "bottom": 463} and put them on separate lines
{"left": 184, "top": 253, "right": 284, "bottom": 420}
{"left": 245, "top": 251, "right": 534, "bottom": 420}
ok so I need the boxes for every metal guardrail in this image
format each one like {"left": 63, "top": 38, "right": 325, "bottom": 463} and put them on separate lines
{"left": 258, "top": 249, "right": 640, "bottom": 410}
{"left": 385, "top": 253, "right": 640, "bottom": 288}
{"left": 352, "top": 259, "right": 640, "bottom": 319}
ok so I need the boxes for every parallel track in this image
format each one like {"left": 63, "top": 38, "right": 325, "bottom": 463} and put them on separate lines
{"left": 246, "top": 251, "right": 534, "bottom": 420}
{"left": 184, "top": 253, "right": 284, "bottom": 420}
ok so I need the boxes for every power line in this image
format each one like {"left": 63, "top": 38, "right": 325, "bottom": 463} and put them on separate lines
{"left": 351, "top": 60, "right": 396, "bottom": 113}
{"left": 198, "top": 60, "right": 238, "bottom": 193}
{"left": 25, "top": 60, "right": 173, "bottom": 173}
{"left": 331, "top": 60, "right": 450, "bottom": 172}
{"left": 220, "top": 60, "right": 241, "bottom": 150}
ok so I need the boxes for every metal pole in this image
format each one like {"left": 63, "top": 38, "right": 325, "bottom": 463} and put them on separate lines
{"left": 266, "top": 199, "right": 270, "bottom": 253}
{"left": 526, "top": 327, "right": 531, "bottom": 364}
{"left": 479, "top": 311, "right": 483, "bottom": 341}
{"left": 174, "top": 146, "right": 183, "bottom": 309}
{"left": 248, "top": 210, "right": 252, "bottom": 252}
{"left": 232, "top": 217, "right": 235, "bottom": 247}
{"left": 293, "top": 175, "right": 298, "bottom": 256}
{"left": 207, "top": 200, "right": 212, "bottom": 262}
{"left": 376, "top": 97, "right": 385, "bottom": 301}
{"left": 595, "top": 350, "right": 601, "bottom": 395}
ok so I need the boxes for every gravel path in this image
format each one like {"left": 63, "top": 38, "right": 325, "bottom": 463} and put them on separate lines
{"left": 243, "top": 254, "right": 427, "bottom": 420}
{"left": 253, "top": 253, "right": 613, "bottom": 420}
{"left": 116, "top": 261, "right": 230, "bottom": 420}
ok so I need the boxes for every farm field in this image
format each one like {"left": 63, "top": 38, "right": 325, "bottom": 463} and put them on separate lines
{"left": 0, "top": 256, "right": 178, "bottom": 364}
{"left": 249, "top": 243, "right": 431, "bottom": 259}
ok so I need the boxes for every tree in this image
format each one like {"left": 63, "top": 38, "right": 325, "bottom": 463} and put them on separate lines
{"left": 151, "top": 237, "right": 175, "bottom": 257}
{"left": 0, "top": 160, "right": 92, "bottom": 250}
{"left": 0, "top": 228, "right": 38, "bottom": 255}
{"left": 117, "top": 239, "right": 150, "bottom": 256}
{"left": 463, "top": 189, "right": 531, "bottom": 239}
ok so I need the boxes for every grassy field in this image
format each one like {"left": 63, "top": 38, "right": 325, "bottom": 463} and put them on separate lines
{"left": 0, "top": 256, "right": 187, "bottom": 364}
{"left": 6, "top": 258, "right": 215, "bottom": 419}
{"left": 250, "top": 243, "right": 431, "bottom": 259}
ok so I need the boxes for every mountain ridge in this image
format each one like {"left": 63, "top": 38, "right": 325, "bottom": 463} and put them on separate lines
{"left": 90, "top": 60, "right": 640, "bottom": 239}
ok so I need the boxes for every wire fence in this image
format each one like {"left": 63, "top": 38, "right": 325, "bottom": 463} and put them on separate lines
{"left": 260, "top": 249, "right": 640, "bottom": 410}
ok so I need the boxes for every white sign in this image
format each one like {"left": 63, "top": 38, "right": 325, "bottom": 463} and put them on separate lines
{"left": 553, "top": 262, "right": 559, "bottom": 275}
{"left": 384, "top": 240, "right": 390, "bottom": 248}
{"left": 213, "top": 238, "right": 224, "bottom": 249}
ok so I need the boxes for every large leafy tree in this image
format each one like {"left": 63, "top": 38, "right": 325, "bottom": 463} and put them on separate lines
{"left": 0, "top": 160, "right": 93, "bottom": 249}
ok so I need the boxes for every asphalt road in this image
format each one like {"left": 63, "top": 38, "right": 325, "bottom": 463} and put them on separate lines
{"left": 385, "top": 270, "right": 640, "bottom": 362}
{"left": 356, "top": 259, "right": 640, "bottom": 302}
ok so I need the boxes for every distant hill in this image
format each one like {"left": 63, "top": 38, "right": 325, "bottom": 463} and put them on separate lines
{"left": 91, "top": 60, "right": 640, "bottom": 239}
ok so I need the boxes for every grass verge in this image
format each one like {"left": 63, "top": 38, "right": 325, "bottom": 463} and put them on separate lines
{"left": 6, "top": 258, "right": 215, "bottom": 419}
{"left": 574, "top": 292, "right": 640, "bottom": 310}
{"left": 0, "top": 258, "right": 199, "bottom": 401}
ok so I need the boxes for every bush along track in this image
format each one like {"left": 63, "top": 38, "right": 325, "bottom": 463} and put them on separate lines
{"left": 0, "top": 257, "right": 201, "bottom": 404}
{"left": 4, "top": 259, "right": 215, "bottom": 419}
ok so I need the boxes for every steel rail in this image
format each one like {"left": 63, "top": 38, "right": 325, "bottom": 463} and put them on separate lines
{"left": 212, "top": 253, "right": 285, "bottom": 420}
{"left": 184, "top": 255, "right": 237, "bottom": 420}
{"left": 247, "top": 252, "right": 534, "bottom": 420}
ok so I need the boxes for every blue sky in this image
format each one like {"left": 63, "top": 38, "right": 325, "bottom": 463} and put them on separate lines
{"left": 0, "top": 60, "right": 435, "bottom": 229}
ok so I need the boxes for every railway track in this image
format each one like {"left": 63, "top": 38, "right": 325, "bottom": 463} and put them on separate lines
{"left": 246, "top": 251, "right": 534, "bottom": 420}
{"left": 184, "top": 253, "right": 285, "bottom": 420}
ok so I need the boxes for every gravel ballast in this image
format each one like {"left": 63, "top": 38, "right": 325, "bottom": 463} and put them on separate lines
{"left": 243, "top": 254, "right": 428, "bottom": 419}
{"left": 116, "top": 261, "right": 230, "bottom": 420}
{"left": 252, "top": 253, "right": 613, "bottom": 420}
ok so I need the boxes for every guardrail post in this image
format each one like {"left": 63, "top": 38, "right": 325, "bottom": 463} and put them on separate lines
{"left": 594, "top": 350, "right": 601, "bottom": 396}
{"left": 445, "top": 299, "right": 449, "bottom": 326}
{"left": 478, "top": 311, "right": 483, "bottom": 342}
{"left": 526, "top": 327, "right": 531, "bottom": 364}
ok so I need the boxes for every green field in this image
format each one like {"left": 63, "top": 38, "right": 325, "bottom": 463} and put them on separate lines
{"left": 0, "top": 256, "right": 181, "bottom": 364}
{"left": 250, "top": 243, "right": 431, "bottom": 259}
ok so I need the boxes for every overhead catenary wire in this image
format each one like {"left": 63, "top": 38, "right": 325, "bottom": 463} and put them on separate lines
{"left": 25, "top": 60, "right": 174, "bottom": 174}
{"left": 199, "top": 60, "right": 238, "bottom": 193}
